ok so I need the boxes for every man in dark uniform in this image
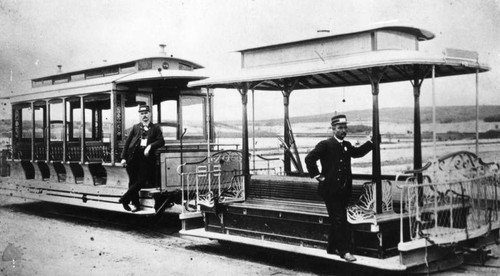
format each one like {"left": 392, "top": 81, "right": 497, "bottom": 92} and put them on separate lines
{"left": 119, "top": 105, "right": 165, "bottom": 212}
{"left": 305, "top": 114, "right": 372, "bottom": 262}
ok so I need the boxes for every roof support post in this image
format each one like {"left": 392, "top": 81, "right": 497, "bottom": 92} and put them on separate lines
{"left": 110, "top": 90, "right": 116, "bottom": 165}
{"left": 282, "top": 89, "right": 292, "bottom": 175}
{"left": 412, "top": 79, "right": 423, "bottom": 185}
{"left": 365, "top": 67, "right": 385, "bottom": 214}
{"left": 475, "top": 68, "right": 479, "bottom": 155}
{"left": 410, "top": 65, "right": 431, "bottom": 208}
{"left": 30, "top": 101, "right": 35, "bottom": 162}
{"left": 80, "top": 96, "right": 85, "bottom": 164}
{"left": 46, "top": 100, "right": 50, "bottom": 162}
{"left": 237, "top": 84, "right": 250, "bottom": 195}
{"left": 279, "top": 79, "right": 299, "bottom": 175}
{"left": 62, "top": 98, "right": 67, "bottom": 163}
{"left": 410, "top": 65, "right": 431, "bottom": 185}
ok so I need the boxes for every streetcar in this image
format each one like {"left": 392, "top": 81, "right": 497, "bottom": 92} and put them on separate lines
{"left": 0, "top": 45, "right": 241, "bottom": 223}
{"left": 179, "top": 25, "right": 500, "bottom": 272}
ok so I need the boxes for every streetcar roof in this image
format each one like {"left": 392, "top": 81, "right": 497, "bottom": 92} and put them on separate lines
{"left": 188, "top": 49, "right": 489, "bottom": 90}
{"left": 189, "top": 25, "right": 488, "bottom": 90}
{"left": 31, "top": 56, "right": 204, "bottom": 81}
{"left": 4, "top": 56, "right": 207, "bottom": 102}
{"left": 236, "top": 25, "right": 435, "bottom": 53}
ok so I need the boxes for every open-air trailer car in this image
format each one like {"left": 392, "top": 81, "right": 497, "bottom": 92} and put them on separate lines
{"left": 180, "top": 25, "right": 500, "bottom": 272}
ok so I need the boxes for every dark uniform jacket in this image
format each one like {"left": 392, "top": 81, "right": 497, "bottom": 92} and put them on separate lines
{"left": 120, "top": 123, "right": 165, "bottom": 163}
{"left": 305, "top": 137, "right": 372, "bottom": 200}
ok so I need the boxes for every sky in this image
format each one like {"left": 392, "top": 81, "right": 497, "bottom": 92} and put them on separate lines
{"left": 1, "top": 0, "right": 499, "bottom": 121}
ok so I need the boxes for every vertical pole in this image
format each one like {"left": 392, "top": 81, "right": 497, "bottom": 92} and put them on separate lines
{"left": 432, "top": 66, "right": 436, "bottom": 160}
{"left": 62, "top": 98, "right": 68, "bottom": 163}
{"left": 412, "top": 65, "right": 424, "bottom": 210}
{"left": 110, "top": 91, "right": 116, "bottom": 164}
{"left": 11, "top": 107, "right": 16, "bottom": 161}
{"left": 46, "top": 100, "right": 50, "bottom": 162}
{"left": 413, "top": 79, "right": 422, "bottom": 184}
{"left": 62, "top": 98, "right": 67, "bottom": 163}
{"left": 283, "top": 89, "right": 291, "bottom": 175}
{"left": 364, "top": 67, "right": 384, "bottom": 214}
{"left": 475, "top": 69, "right": 479, "bottom": 156}
{"left": 80, "top": 96, "right": 85, "bottom": 164}
{"left": 240, "top": 85, "right": 250, "bottom": 196}
{"left": 252, "top": 89, "right": 256, "bottom": 172}
{"left": 157, "top": 98, "right": 161, "bottom": 124}
{"left": 371, "top": 80, "right": 382, "bottom": 214}
{"left": 31, "top": 101, "right": 35, "bottom": 161}
{"left": 206, "top": 88, "right": 212, "bottom": 194}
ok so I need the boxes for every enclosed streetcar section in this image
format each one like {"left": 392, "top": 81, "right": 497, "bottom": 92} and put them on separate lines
{"left": 0, "top": 48, "right": 240, "bottom": 219}
{"left": 181, "top": 26, "right": 500, "bottom": 272}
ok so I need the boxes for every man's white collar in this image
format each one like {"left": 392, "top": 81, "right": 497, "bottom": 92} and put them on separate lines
{"left": 333, "top": 135, "right": 343, "bottom": 143}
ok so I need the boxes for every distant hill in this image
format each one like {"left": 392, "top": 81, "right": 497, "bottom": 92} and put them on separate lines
{"left": 223, "top": 105, "right": 500, "bottom": 125}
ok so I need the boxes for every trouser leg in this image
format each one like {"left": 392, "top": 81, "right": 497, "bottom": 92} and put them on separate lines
{"left": 124, "top": 157, "right": 153, "bottom": 206}
{"left": 324, "top": 198, "right": 350, "bottom": 255}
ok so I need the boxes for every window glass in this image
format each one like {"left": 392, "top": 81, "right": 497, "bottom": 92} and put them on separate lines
{"left": 33, "top": 102, "right": 46, "bottom": 139}
{"left": 181, "top": 96, "right": 205, "bottom": 138}
{"left": 123, "top": 93, "right": 151, "bottom": 137}
{"left": 21, "top": 106, "right": 32, "bottom": 139}
{"left": 160, "top": 100, "right": 177, "bottom": 139}
{"left": 49, "top": 100, "right": 64, "bottom": 141}
{"left": 67, "top": 98, "right": 81, "bottom": 140}
{"left": 83, "top": 94, "right": 112, "bottom": 141}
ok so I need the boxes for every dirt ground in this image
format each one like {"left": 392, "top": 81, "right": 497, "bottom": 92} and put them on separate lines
{"left": 1, "top": 195, "right": 500, "bottom": 276}
{"left": 0, "top": 195, "right": 363, "bottom": 276}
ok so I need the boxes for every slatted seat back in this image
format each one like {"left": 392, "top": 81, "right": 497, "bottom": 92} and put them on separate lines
{"left": 49, "top": 142, "right": 64, "bottom": 161}
{"left": 249, "top": 175, "right": 324, "bottom": 203}
{"left": 85, "top": 142, "right": 111, "bottom": 163}
{"left": 66, "top": 142, "right": 81, "bottom": 162}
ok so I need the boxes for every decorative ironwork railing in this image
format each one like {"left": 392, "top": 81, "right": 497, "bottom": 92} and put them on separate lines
{"left": 347, "top": 180, "right": 394, "bottom": 224}
{"left": 397, "top": 151, "right": 500, "bottom": 246}
{"left": 398, "top": 174, "right": 499, "bottom": 245}
{"left": 178, "top": 150, "right": 245, "bottom": 213}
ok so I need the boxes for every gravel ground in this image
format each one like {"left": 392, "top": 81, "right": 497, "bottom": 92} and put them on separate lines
{"left": 2, "top": 194, "right": 500, "bottom": 276}
{"left": 0, "top": 195, "right": 365, "bottom": 276}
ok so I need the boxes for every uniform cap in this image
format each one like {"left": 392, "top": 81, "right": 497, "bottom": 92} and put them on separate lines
{"left": 331, "top": 114, "right": 347, "bottom": 126}
{"left": 138, "top": 105, "right": 150, "bottom": 113}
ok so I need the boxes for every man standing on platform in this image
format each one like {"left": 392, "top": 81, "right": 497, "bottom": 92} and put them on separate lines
{"left": 305, "top": 114, "right": 373, "bottom": 262}
{"left": 119, "top": 105, "right": 165, "bottom": 212}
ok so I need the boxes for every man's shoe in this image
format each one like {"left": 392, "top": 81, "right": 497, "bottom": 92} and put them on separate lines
{"left": 342, "top": 252, "right": 357, "bottom": 262}
{"left": 131, "top": 204, "right": 141, "bottom": 213}
{"left": 118, "top": 198, "right": 131, "bottom": 211}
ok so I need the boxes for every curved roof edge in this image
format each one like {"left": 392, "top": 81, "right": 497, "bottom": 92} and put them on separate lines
{"left": 188, "top": 50, "right": 489, "bottom": 89}
{"left": 236, "top": 25, "right": 435, "bottom": 53}
{"left": 32, "top": 55, "right": 204, "bottom": 81}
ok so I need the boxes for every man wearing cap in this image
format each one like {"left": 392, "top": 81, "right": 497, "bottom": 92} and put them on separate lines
{"left": 305, "top": 114, "right": 372, "bottom": 262}
{"left": 119, "top": 105, "right": 165, "bottom": 212}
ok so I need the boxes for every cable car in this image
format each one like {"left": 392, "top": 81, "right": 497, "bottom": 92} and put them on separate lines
{"left": 180, "top": 26, "right": 500, "bottom": 272}
{"left": 0, "top": 46, "right": 240, "bottom": 222}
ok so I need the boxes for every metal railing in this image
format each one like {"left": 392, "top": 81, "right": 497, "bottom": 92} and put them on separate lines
{"left": 178, "top": 150, "right": 245, "bottom": 213}
{"left": 397, "top": 173, "right": 499, "bottom": 246}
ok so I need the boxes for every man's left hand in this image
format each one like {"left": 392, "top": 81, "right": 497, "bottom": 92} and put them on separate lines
{"left": 144, "top": 145, "right": 151, "bottom": 157}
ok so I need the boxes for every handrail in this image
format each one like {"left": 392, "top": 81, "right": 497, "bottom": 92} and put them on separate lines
{"left": 402, "top": 161, "right": 432, "bottom": 174}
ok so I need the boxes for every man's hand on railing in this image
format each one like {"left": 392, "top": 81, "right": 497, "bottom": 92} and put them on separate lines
{"left": 120, "top": 159, "right": 127, "bottom": 167}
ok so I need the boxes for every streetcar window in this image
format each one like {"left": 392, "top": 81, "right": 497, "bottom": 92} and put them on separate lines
{"left": 83, "top": 94, "right": 111, "bottom": 141}
{"left": 20, "top": 106, "right": 32, "bottom": 139}
{"left": 160, "top": 100, "right": 178, "bottom": 140}
{"left": 49, "top": 100, "right": 64, "bottom": 141}
{"left": 66, "top": 98, "right": 81, "bottom": 140}
{"left": 33, "top": 102, "right": 46, "bottom": 140}
{"left": 181, "top": 96, "right": 205, "bottom": 139}
{"left": 123, "top": 93, "right": 151, "bottom": 137}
